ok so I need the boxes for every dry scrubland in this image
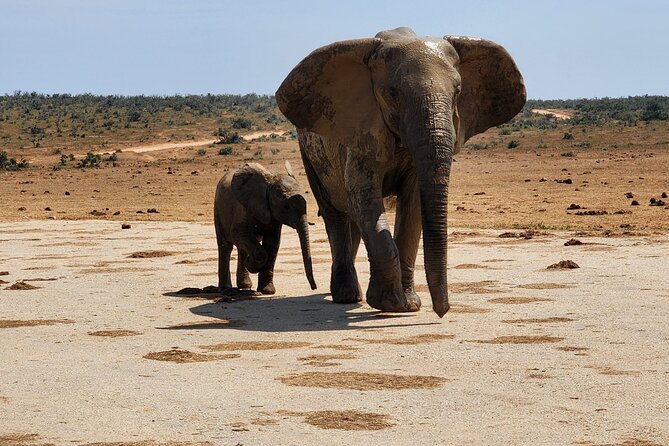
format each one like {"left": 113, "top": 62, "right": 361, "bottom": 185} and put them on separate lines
{"left": 1, "top": 98, "right": 669, "bottom": 445}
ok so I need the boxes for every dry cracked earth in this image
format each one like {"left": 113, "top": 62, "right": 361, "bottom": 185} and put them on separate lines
{"left": 1, "top": 220, "right": 668, "bottom": 445}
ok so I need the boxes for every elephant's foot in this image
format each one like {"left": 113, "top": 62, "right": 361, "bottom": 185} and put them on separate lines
{"left": 245, "top": 246, "right": 268, "bottom": 274}
{"left": 366, "top": 282, "right": 418, "bottom": 313}
{"left": 331, "top": 266, "right": 362, "bottom": 304}
{"left": 258, "top": 282, "right": 276, "bottom": 295}
{"left": 237, "top": 278, "right": 253, "bottom": 290}
{"left": 403, "top": 287, "right": 422, "bottom": 311}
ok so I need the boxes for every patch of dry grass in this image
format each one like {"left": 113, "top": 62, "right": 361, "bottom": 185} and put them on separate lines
{"left": 343, "top": 333, "right": 453, "bottom": 345}
{"left": 278, "top": 371, "right": 446, "bottom": 391}
{"left": 200, "top": 341, "right": 311, "bottom": 352}
{"left": 143, "top": 349, "right": 238, "bottom": 363}
{"left": 127, "top": 250, "right": 175, "bottom": 259}
{"left": 0, "top": 319, "right": 73, "bottom": 329}
{"left": 488, "top": 297, "right": 554, "bottom": 304}
{"left": 88, "top": 330, "right": 141, "bottom": 337}
{"left": 502, "top": 317, "right": 574, "bottom": 324}
{"left": 471, "top": 335, "right": 564, "bottom": 344}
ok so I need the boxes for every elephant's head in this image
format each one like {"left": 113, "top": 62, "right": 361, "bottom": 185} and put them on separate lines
{"left": 232, "top": 162, "right": 317, "bottom": 290}
{"left": 276, "top": 27, "right": 525, "bottom": 315}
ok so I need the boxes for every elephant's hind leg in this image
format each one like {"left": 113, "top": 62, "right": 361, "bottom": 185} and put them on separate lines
{"left": 236, "top": 247, "right": 253, "bottom": 290}
{"left": 257, "top": 226, "right": 281, "bottom": 295}
{"left": 217, "top": 241, "right": 233, "bottom": 290}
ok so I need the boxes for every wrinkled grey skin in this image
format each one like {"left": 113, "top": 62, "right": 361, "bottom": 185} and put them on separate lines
{"left": 214, "top": 162, "right": 317, "bottom": 295}
{"left": 276, "top": 27, "right": 525, "bottom": 316}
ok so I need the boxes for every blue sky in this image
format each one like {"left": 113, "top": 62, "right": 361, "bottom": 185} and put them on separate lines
{"left": 1, "top": 0, "right": 668, "bottom": 99}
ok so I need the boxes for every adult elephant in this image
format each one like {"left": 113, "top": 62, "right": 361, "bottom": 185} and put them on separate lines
{"left": 276, "top": 27, "right": 526, "bottom": 316}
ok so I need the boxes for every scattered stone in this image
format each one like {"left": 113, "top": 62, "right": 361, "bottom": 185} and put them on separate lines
{"left": 567, "top": 203, "right": 581, "bottom": 210}
{"left": 575, "top": 210, "right": 608, "bottom": 216}
{"left": 147, "top": 208, "right": 159, "bottom": 213}
{"left": 662, "top": 192, "right": 668, "bottom": 199}
{"left": 547, "top": 260, "right": 580, "bottom": 269}
{"left": 631, "top": 200, "right": 640, "bottom": 206}
{"left": 498, "top": 231, "right": 533, "bottom": 239}
{"left": 0, "top": 272, "right": 8, "bottom": 276}
{"left": 65, "top": 191, "right": 70, "bottom": 195}
{"left": 556, "top": 178, "right": 573, "bottom": 184}
{"left": 619, "top": 224, "right": 633, "bottom": 229}
{"left": 456, "top": 206, "right": 466, "bottom": 211}
{"left": 17, "top": 207, "right": 26, "bottom": 211}
{"left": 113, "top": 211, "right": 121, "bottom": 216}
{"left": 613, "top": 210, "right": 631, "bottom": 214}
{"left": 136, "top": 210, "right": 145, "bottom": 214}
{"left": 650, "top": 198, "right": 666, "bottom": 206}
{"left": 650, "top": 197, "right": 656, "bottom": 204}
{"left": 44, "top": 207, "right": 51, "bottom": 211}
{"left": 564, "top": 239, "right": 583, "bottom": 246}
{"left": 121, "top": 223, "right": 131, "bottom": 229}
{"left": 624, "top": 192, "right": 634, "bottom": 198}
{"left": 90, "top": 210, "right": 106, "bottom": 216}
{"left": 539, "top": 177, "right": 547, "bottom": 182}
{"left": 473, "top": 192, "right": 486, "bottom": 195}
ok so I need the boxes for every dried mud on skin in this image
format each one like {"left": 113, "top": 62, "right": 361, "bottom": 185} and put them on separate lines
{"left": 142, "top": 349, "right": 239, "bottom": 364}
{"left": 88, "top": 330, "right": 141, "bottom": 337}
{"left": 489, "top": 296, "right": 554, "bottom": 304}
{"left": 471, "top": 335, "right": 565, "bottom": 345}
{"left": 5, "top": 281, "right": 40, "bottom": 290}
{"left": 279, "top": 410, "right": 395, "bottom": 431}
{"left": 516, "top": 283, "right": 575, "bottom": 290}
{"left": 502, "top": 317, "right": 574, "bottom": 324}
{"left": 0, "top": 433, "right": 55, "bottom": 446}
{"left": 158, "top": 319, "right": 247, "bottom": 330}
{"left": 343, "top": 333, "right": 454, "bottom": 345}
{"left": 0, "top": 319, "right": 73, "bottom": 329}
{"left": 278, "top": 371, "right": 447, "bottom": 391}
{"left": 127, "top": 250, "right": 175, "bottom": 259}
{"left": 200, "top": 341, "right": 311, "bottom": 352}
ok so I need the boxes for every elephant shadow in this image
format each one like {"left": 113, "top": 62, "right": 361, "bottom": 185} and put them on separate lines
{"left": 162, "top": 291, "right": 439, "bottom": 333}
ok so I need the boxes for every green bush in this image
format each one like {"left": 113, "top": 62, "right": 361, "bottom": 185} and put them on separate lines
{"left": 562, "top": 132, "right": 574, "bottom": 140}
{"left": 561, "top": 151, "right": 575, "bottom": 157}
{"left": 0, "top": 151, "right": 28, "bottom": 170}
{"left": 499, "top": 128, "right": 512, "bottom": 135}
{"left": 507, "top": 140, "right": 520, "bottom": 149}
{"left": 197, "top": 148, "right": 206, "bottom": 156}
{"left": 218, "top": 146, "right": 234, "bottom": 155}
{"left": 77, "top": 152, "right": 102, "bottom": 168}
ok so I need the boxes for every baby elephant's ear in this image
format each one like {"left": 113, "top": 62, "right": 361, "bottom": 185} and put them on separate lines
{"left": 284, "top": 160, "right": 295, "bottom": 179}
{"left": 231, "top": 163, "right": 272, "bottom": 225}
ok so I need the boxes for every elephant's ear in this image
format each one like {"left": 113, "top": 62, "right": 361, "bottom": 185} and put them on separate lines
{"left": 231, "top": 163, "right": 272, "bottom": 225}
{"left": 445, "top": 36, "right": 526, "bottom": 144}
{"left": 276, "top": 38, "right": 392, "bottom": 154}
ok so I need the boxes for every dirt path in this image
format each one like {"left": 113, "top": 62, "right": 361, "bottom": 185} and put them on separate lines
{"left": 118, "top": 131, "right": 282, "bottom": 154}
{"left": 532, "top": 108, "right": 572, "bottom": 120}
{"left": 1, "top": 220, "right": 668, "bottom": 445}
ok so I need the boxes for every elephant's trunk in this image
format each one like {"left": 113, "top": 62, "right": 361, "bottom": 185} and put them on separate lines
{"left": 297, "top": 214, "right": 317, "bottom": 290}
{"left": 406, "top": 94, "right": 455, "bottom": 317}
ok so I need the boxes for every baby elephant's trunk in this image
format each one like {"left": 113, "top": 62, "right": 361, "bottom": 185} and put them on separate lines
{"left": 297, "top": 214, "right": 317, "bottom": 290}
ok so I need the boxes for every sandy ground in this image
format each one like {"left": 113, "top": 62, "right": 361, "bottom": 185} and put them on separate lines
{"left": 1, "top": 220, "right": 668, "bottom": 445}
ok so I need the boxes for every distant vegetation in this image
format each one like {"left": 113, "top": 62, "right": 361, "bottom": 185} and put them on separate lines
{"left": 0, "top": 92, "right": 288, "bottom": 152}
{"left": 506, "top": 96, "right": 669, "bottom": 130}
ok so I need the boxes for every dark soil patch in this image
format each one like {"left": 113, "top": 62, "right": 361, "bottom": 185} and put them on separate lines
{"left": 556, "top": 346, "right": 590, "bottom": 352}
{"left": 0, "top": 319, "right": 73, "bottom": 329}
{"left": 200, "top": 341, "right": 311, "bottom": 352}
{"left": 502, "top": 317, "right": 574, "bottom": 324}
{"left": 88, "top": 330, "right": 141, "bottom": 337}
{"left": 143, "top": 349, "right": 238, "bottom": 363}
{"left": 278, "top": 371, "right": 446, "bottom": 391}
{"left": 127, "top": 250, "right": 175, "bottom": 258}
{"left": 449, "top": 304, "right": 493, "bottom": 314}
{"left": 0, "top": 433, "right": 55, "bottom": 446}
{"left": 453, "top": 263, "right": 490, "bottom": 269}
{"left": 517, "top": 283, "right": 574, "bottom": 290}
{"left": 489, "top": 297, "right": 554, "bottom": 304}
{"left": 343, "top": 333, "right": 453, "bottom": 345}
{"left": 5, "top": 281, "right": 40, "bottom": 290}
{"left": 300, "top": 410, "right": 394, "bottom": 431}
{"left": 471, "top": 335, "right": 564, "bottom": 344}
{"left": 564, "top": 238, "right": 583, "bottom": 246}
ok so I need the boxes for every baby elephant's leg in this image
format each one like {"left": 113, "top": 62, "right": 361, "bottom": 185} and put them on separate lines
{"left": 217, "top": 241, "right": 233, "bottom": 290}
{"left": 236, "top": 247, "right": 253, "bottom": 290}
{"left": 258, "top": 225, "right": 281, "bottom": 295}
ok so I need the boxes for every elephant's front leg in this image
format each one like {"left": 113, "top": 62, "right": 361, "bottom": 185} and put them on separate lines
{"left": 346, "top": 159, "right": 415, "bottom": 312}
{"left": 394, "top": 175, "right": 422, "bottom": 310}
{"left": 257, "top": 225, "right": 281, "bottom": 295}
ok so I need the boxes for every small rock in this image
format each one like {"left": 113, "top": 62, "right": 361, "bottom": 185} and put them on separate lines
{"left": 456, "top": 206, "right": 466, "bottom": 211}
{"left": 473, "top": 192, "right": 486, "bottom": 195}
{"left": 651, "top": 199, "right": 666, "bottom": 207}
{"left": 17, "top": 207, "right": 26, "bottom": 211}
{"left": 575, "top": 210, "right": 608, "bottom": 216}
{"left": 113, "top": 211, "right": 121, "bottom": 216}
{"left": 147, "top": 208, "right": 159, "bottom": 214}
{"left": 567, "top": 203, "right": 581, "bottom": 210}
{"left": 136, "top": 210, "right": 145, "bottom": 214}
{"left": 547, "top": 260, "right": 580, "bottom": 269}
{"left": 564, "top": 239, "right": 583, "bottom": 246}
{"left": 65, "top": 191, "right": 70, "bottom": 196}
{"left": 662, "top": 192, "right": 668, "bottom": 199}
{"left": 0, "top": 271, "right": 9, "bottom": 276}
{"left": 631, "top": 200, "right": 639, "bottom": 206}
{"left": 90, "top": 210, "right": 106, "bottom": 216}
{"left": 650, "top": 197, "right": 656, "bottom": 204}
{"left": 121, "top": 223, "right": 131, "bottom": 229}
{"left": 539, "top": 177, "right": 548, "bottom": 182}
{"left": 44, "top": 207, "right": 52, "bottom": 211}
{"left": 624, "top": 192, "right": 634, "bottom": 199}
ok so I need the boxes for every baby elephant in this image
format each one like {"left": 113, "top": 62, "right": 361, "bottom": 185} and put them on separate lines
{"left": 214, "top": 161, "right": 317, "bottom": 294}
